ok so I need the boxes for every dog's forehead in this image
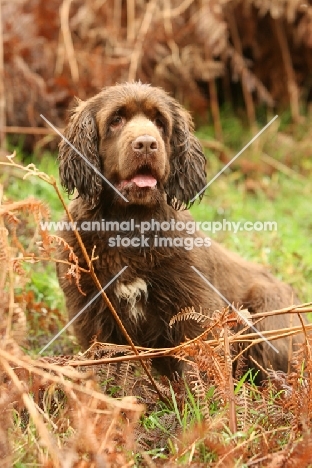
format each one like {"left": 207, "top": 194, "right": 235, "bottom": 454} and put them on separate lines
{"left": 96, "top": 84, "right": 172, "bottom": 117}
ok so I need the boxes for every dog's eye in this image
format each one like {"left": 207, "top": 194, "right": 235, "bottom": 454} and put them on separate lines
{"left": 154, "top": 118, "right": 165, "bottom": 131}
{"left": 110, "top": 115, "right": 124, "bottom": 129}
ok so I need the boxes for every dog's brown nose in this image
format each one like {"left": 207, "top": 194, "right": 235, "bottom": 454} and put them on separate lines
{"left": 132, "top": 135, "right": 158, "bottom": 154}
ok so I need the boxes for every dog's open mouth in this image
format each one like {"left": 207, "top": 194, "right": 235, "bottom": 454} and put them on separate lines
{"left": 117, "top": 166, "right": 158, "bottom": 190}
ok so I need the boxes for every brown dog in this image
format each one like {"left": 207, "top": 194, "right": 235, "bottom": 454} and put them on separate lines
{"left": 56, "top": 82, "right": 304, "bottom": 380}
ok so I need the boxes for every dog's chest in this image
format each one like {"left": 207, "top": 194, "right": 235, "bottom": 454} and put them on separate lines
{"left": 114, "top": 278, "right": 148, "bottom": 323}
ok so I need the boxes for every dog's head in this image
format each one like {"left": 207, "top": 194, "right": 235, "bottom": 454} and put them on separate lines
{"left": 58, "top": 82, "right": 207, "bottom": 209}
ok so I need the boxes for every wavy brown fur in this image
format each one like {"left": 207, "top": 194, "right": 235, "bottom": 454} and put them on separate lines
{"left": 57, "top": 82, "right": 304, "bottom": 381}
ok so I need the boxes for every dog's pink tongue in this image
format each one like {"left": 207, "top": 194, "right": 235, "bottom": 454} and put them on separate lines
{"left": 131, "top": 175, "right": 157, "bottom": 188}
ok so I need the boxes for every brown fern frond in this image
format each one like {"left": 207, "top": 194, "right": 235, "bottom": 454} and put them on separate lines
{"left": 194, "top": 1, "right": 228, "bottom": 57}
{"left": 248, "top": 0, "right": 307, "bottom": 23}
{"left": 185, "top": 366, "right": 211, "bottom": 421}
{"left": 48, "top": 234, "right": 84, "bottom": 295}
{"left": 228, "top": 46, "right": 275, "bottom": 106}
{"left": 285, "top": 336, "right": 312, "bottom": 431}
{"left": 1, "top": 198, "right": 51, "bottom": 256}
{"left": 0, "top": 198, "right": 49, "bottom": 219}
{"left": 169, "top": 306, "right": 210, "bottom": 327}
{"left": 136, "top": 411, "right": 180, "bottom": 452}
{"left": 12, "top": 259, "right": 26, "bottom": 277}
{"left": 0, "top": 227, "right": 8, "bottom": 271}
{"left": 3, "top": 211, "right": 20, "bottom": 227}
{"left": 37, "top": 229, "right": 53, "bottom": 253}
{"left": 64, "top": 264, "right": 84, "bottom": 295}
{"left": 177, "top": 338, "right": 227, "bottom": 389}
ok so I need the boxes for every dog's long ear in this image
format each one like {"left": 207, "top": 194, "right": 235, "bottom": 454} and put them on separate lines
{"left": 165, "top": 101, "right": 207, "bottom": 210}
{"left": 58, "top": 100, "right": 102, "bottom": 207}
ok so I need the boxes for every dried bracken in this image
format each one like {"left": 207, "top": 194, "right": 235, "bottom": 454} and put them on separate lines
{"left": 2, "top": 0, "right": 312, "bottom": 147}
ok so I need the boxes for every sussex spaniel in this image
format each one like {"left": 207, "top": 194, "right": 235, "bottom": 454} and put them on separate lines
{"left": 56, "top": 82, "right": 304, "bottom": 380}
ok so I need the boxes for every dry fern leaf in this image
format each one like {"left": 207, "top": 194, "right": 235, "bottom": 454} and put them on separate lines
{"left": 49, "top": 234, "right": 84, "bottom": 295}
{"left": 228, "top": 46, "right": 275, "bottom": 106}
{"left": 186, "top": 366, "right": 211, "bottom": 421}
{"left": 250, "top": 0, "right": 305, "bottom": 22}
{"left": 180, "top": 45, "right": 224, "bottom": 81}
{"left": 0, "top": 291, "right": 27, "bottom": 345}
{"left": 0, "top": 198, "right": 50, "bottom": 220}
{"left": 194, "top": 2, "right": 228, "bottom": 56}
{"left": 169, "top": 306, "right": 211, "bottom": 327}
{"left": 0, "top": 226, "right": 9, "bottom": 278}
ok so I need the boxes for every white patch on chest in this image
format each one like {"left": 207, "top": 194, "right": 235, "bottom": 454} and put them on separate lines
{"left": 115, "top": 278, "right": 148, "bottom": 323}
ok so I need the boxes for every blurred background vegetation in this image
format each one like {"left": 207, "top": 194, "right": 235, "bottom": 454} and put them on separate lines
{"left": 1, "top": 0, "right": 312, "bottom": 146}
